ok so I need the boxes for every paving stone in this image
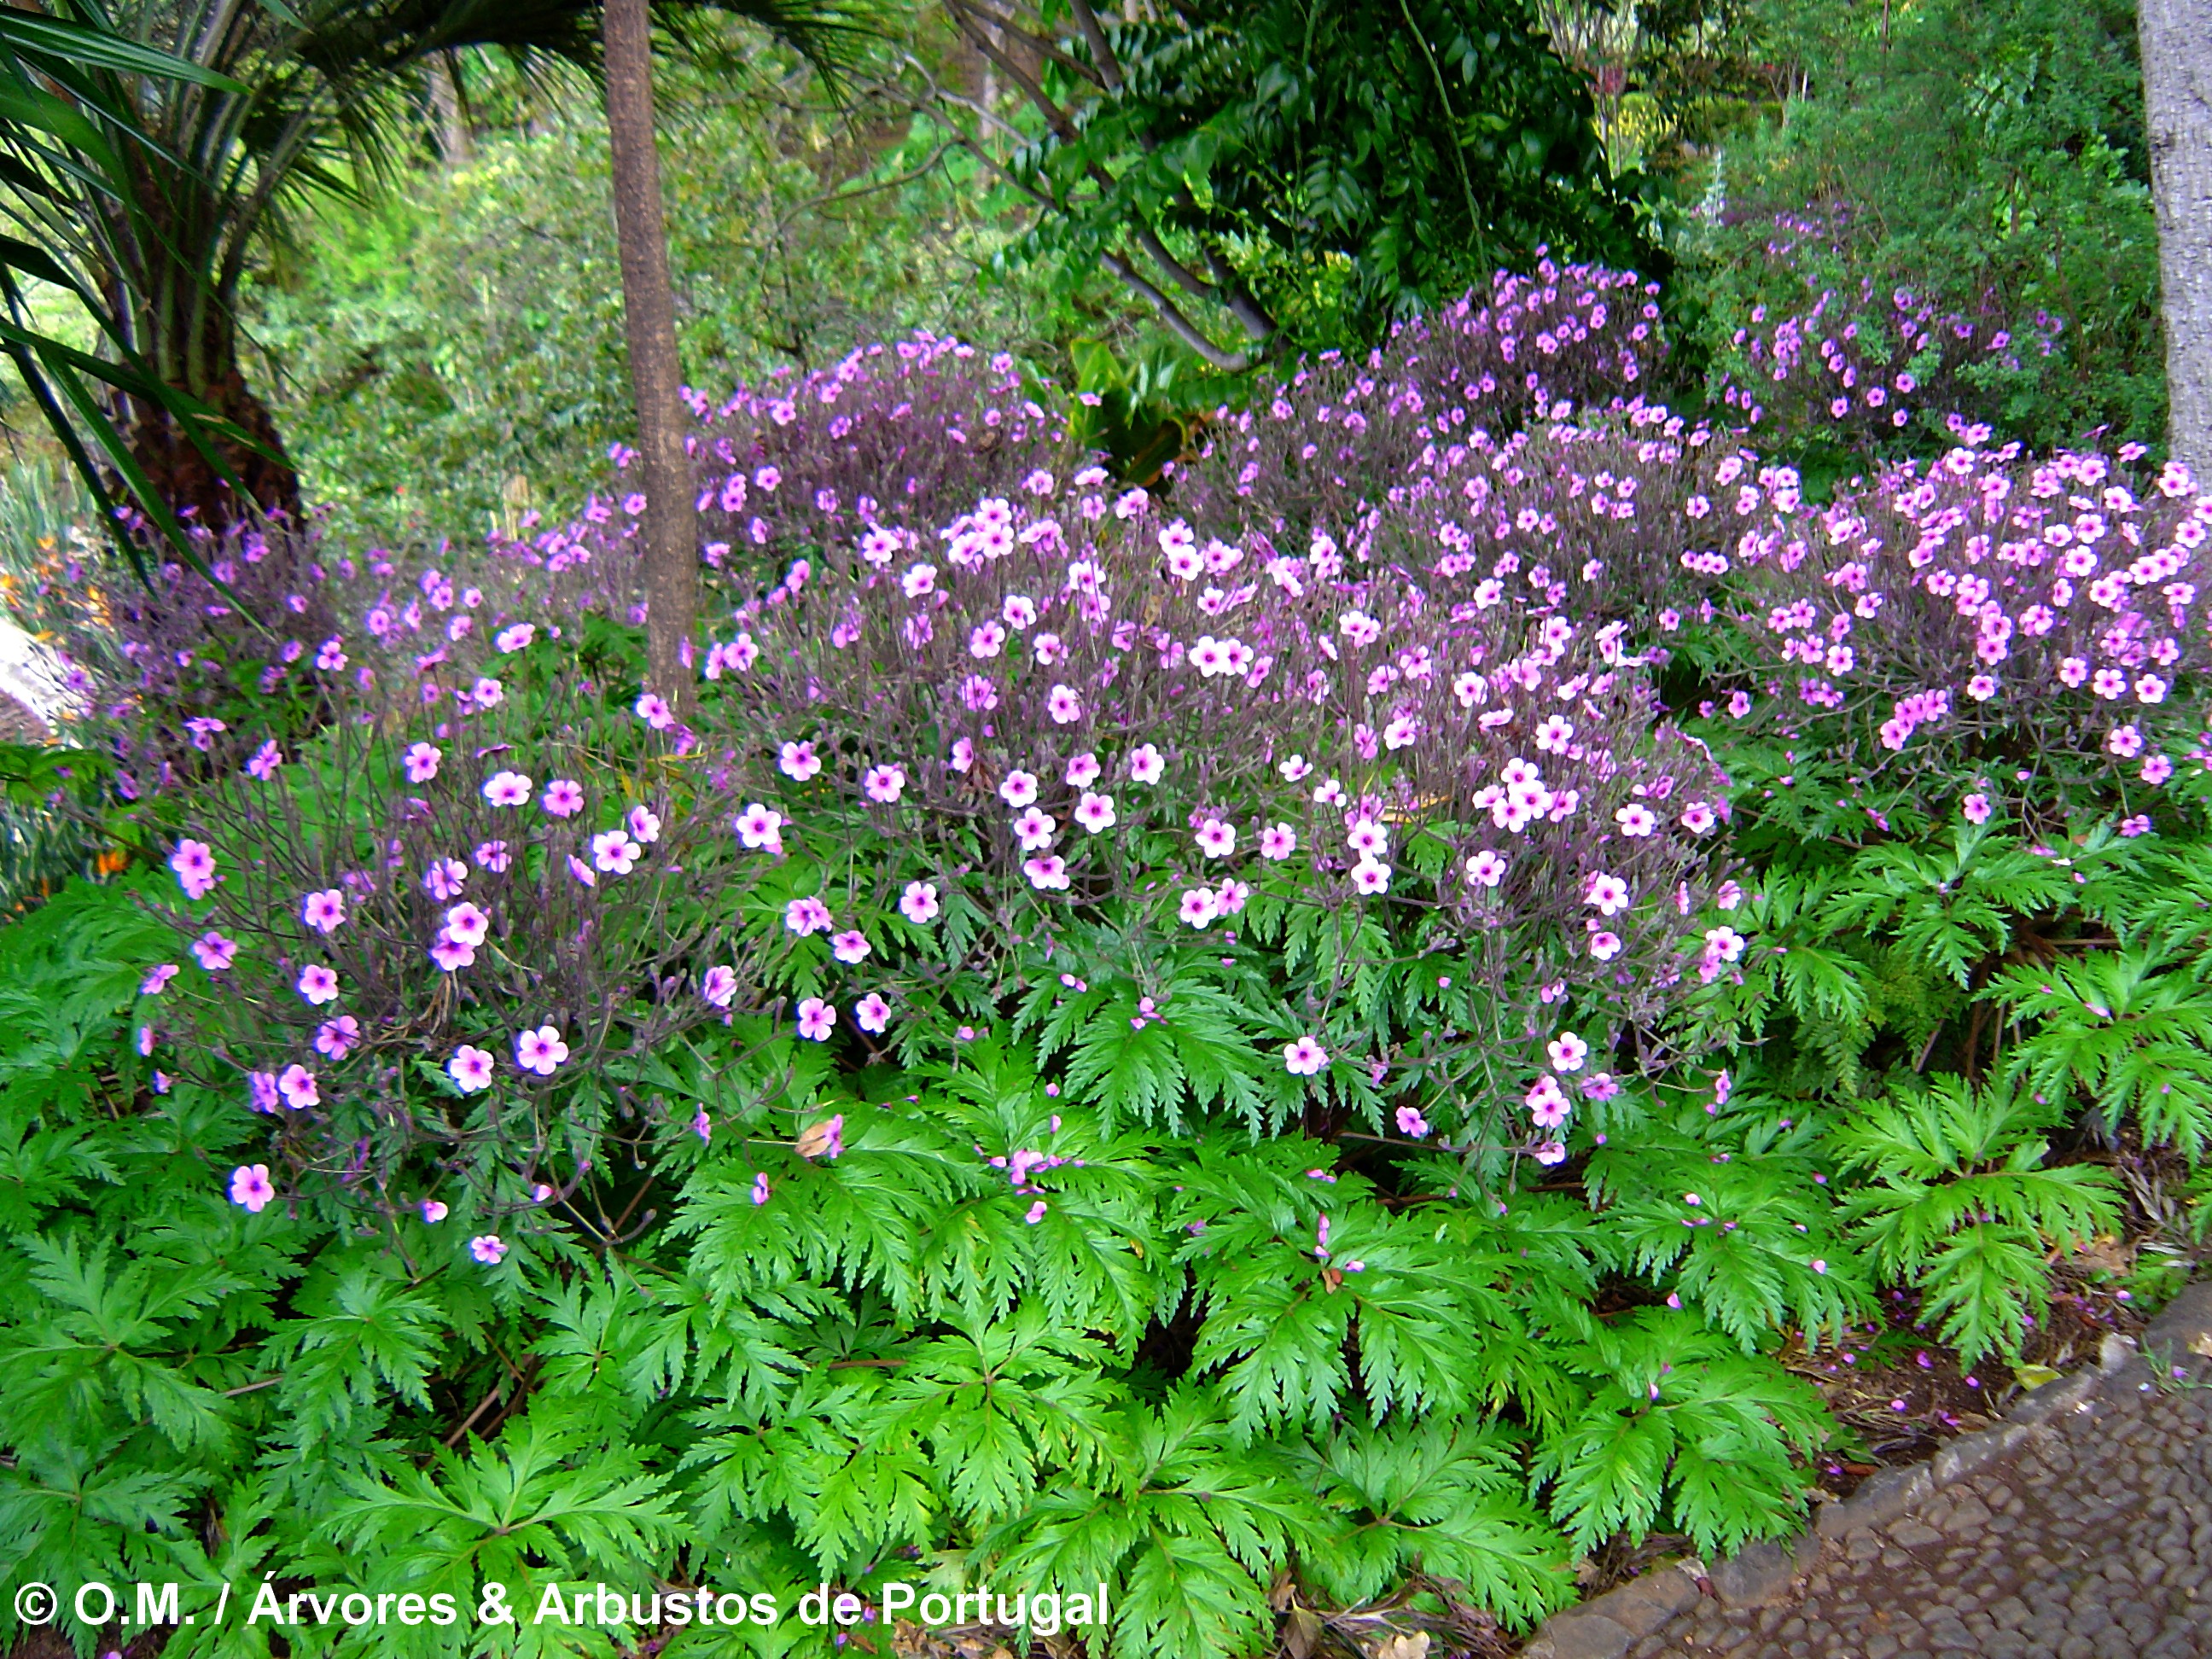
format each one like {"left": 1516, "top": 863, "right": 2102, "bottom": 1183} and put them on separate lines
{"left": 1518, "top": 1284, "right": 2212, "bottom": 1658}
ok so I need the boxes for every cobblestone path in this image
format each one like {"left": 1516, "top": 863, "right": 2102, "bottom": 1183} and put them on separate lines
{"left": 1528, "top": 1287, "right": 2212, "bottom": 1659}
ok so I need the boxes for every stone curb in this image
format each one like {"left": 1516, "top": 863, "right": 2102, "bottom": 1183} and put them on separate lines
{"left": 1517, "top": 1279, "right": 2212, "bottom": 1659}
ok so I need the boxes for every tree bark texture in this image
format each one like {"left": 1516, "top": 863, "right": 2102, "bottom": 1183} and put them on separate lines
{"left": 125, "top": 287, "right": 302, "bottom": 532}
{"left": 2141, "top": 0, "right": 2212, "bottom": 477}
{"left": 602, "top": 0, "right": 699, "bottom": 706}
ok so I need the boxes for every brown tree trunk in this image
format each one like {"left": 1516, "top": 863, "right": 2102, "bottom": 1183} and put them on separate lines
{"left": 2141, "top": 0, "right": 2212, "bottom": 477}
{"left": 602, "top": 0, "right": 698, "bottom": 710}
{"left": 126, "top": 321, "right": 303, "bottom": 533}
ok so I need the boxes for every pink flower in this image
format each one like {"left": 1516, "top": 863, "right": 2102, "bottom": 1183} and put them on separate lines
{"left": 1704, "top": 925, "right": 1747, "bottom": 963}
{"left": 469, "top": 1235, "right": 507, "bottom": 1265}
{"left": 1179, "top": 888, "right": 1220, "bottom": 928}
{"left": 247, "top": 741, "right": 284, "bottom": 780}
{"left": 448, "top": 1045, "right": 495, "bottom": 1091}
{"left": 495, "top": 622, "right": 535, "bottom": 652}
{"left": 297, "top": 964, "right": 340, "bottom": 1006}
{"left": 1963, "top": 793, "right": 1992, "bottom": 824}
{"left": 1074, "top": 792, "right": 1117, "bottom": 833}
{"left": 430, "top": 936, "right": 477, "bottom": 972}
{"left": 2106, "top": 725, "right": 2145, "bottom": 758}
{"left": 750, "top": 1173, "right": 771, "bottom": 1206}
{"left": 444, "top": 902, "right": 490, "bottom": 946}
{"left": 1024, "top": 856, "right": 1070, "bottom": 890}
{"left": 1065, "top": 752, "right": 1101, "bottom": 787}
{"left": 1465, "top": 850, "right": 1508, "bottom": 888}
{"left": 424, "top": 857, "right": 467, "bottom": 900}
{"left": 421, "top": 1198, "right": 449, "bottom": 1222}
{"left": 248, "top": 1072, "right": 280, "bottom": 1113}
{"left": 627, "top": 804, "right": 661, "bottom": 843}
{"left": 1284, "top": 1036, "right": 1328, "bottom": 1076}
{"left": 541, "top": 778, "right": 585, "bottom": 818}
{"left": 784, "top": 895, "right": 834, "bottom": 936}
{"left": 1527, "top": 1074, "right": 1570, "bottom": 1127}
{"left": 998, "top": 770, "right": 1039, "bottom": 808}
{"left": 1128, "top": 743, "right": 1165, "bottom": 784}
{"left": 1533, "top": 1140, "right": 1568, "bottom": 1166}
{"left": 277, "top": 1064, "right": 319, "bottom": 1110}
{"left": 797, "top": 998, "right": 836, "bottom": 1040}
{"left": 191, "top": 931, "right": 237, "bottom": 971}
{"left": 1548, "top": 1032, "right": 1589, "bottom": 1072}
{"left": 1395, "top": 1105, "right": 1431, "bottom": 1138}
{"left": 693, "top": 1109, "right": 712, "bottom": 1143}
{"left": 899, "top": 881, "right": 940, "bottom": 924}
{"left": 855, "top": 992, "right": 892, "bottom": 1033}
{"left": 779, "top": 740, "right": 823, "bottom": 781}
{"left": 315, "top": 1016, "right": 360, "bottom": 1060}
{"left": 591, "top": 830, "right": 642, "bottom": 874}
{"left": 1679, "top": 801, "right": 1717, "bottom": 835}
{"left": 701, "top": 965, "right": 738, "bottom": 1007}
{"left": 140, "top": 963, "right": 179, "bottom": 995}
{"left": 403, "top": 742, "right": 442, "bottom": 783}
{"left": 171, "top": 839, "right": 218, "bottom": 899}
{"left": 864, "top": 764, "right": 906, "bottom": 803}
{"left": 515, "top": 1025, "right": 569, "bottom": 1075}
{"left": 735, "top": 802, "right": 784, "bottom": 850}
{"left": 1615, "top": 805, "right": 1658, "bottom": 837}
{"left": 1351, "top": 860, "right": 1391, "bottom": 895}
{"left": 483, "top": 770, "right": 533, "bottom": 806}
{"left": 1585, "top": 872, "right": 1630, "bottom": 915}
{"left": 2143, "top": 754, "right": 2174, "bottom": 786}
{"left": 1345, "top": 818, "right": 1388, "bottom": 859}
{"left": 1012, "top": 806, "right": 1057, "bottom": 850}
{"left": 567, "top": 855, "right": 597, "bottom": 888}
{"left": 1580, "top": 1072, "right": 1620, "bottom": 1101}
{"left": 474, "top": 839, "right": 512, "bottom": 872}
{"left": 1046, "top": 684, "right": 1084, "bottom": 724}
{"left": 2120, "top": 813, "right": 2154, "bottom": 838}
{"left": 301, "top": 888, "right": 346, "bottom": 934}
{"left": 1024, "top": 1200, "right": 1049, "bottom": 1225}
{"left": 830, "top": 930, "right": 872, "bottom": 964}
{"left": 634, "top": 691, "right": 674, "bottom": 729}
{"left": 230, "top": 1164, "right": 274, "bottom": 1213}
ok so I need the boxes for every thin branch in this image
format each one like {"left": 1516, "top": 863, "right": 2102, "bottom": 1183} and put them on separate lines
{"left": 1065, "top": 0, "right": 1126, "bottom": 91}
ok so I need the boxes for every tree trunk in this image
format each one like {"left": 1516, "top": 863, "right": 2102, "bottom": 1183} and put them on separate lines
{"left": 2141, "top": 0, "right": 2212, "bottom": 477}
{"left": 432, "top": 51, "right": 472, "bottom": 167}
{"left": 125, "top": 307, "right": 303, "bottom": 533}
{"left": 602, "top": 0, "right": 698, "bottom": 709}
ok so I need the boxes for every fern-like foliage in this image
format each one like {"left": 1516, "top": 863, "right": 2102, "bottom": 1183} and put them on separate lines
{"left": 1988, "top": 948, "right": 2212, "bottom": 1161}
{"left": 1831, "top": 1077, "right": 2121, "bottom": 1365}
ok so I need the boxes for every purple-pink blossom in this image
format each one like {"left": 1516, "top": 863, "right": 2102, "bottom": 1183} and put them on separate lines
{"left": 515, "top": 1025, "right": 569, "bottom": 1075}
{"left": 230, "top": 1164, "right": 275, "bottom": 1212}
{"left": 171, "top": 839, "right": 218, "bottom": 899}
{"left": 483, "top": 770, "right": 533, "bottom": 806}
{"left": 315, "top": 1016, "right": 361, "bottom": 1060}
{"left": 448, "top": 1045, "right": 495, "bottom": 1091}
